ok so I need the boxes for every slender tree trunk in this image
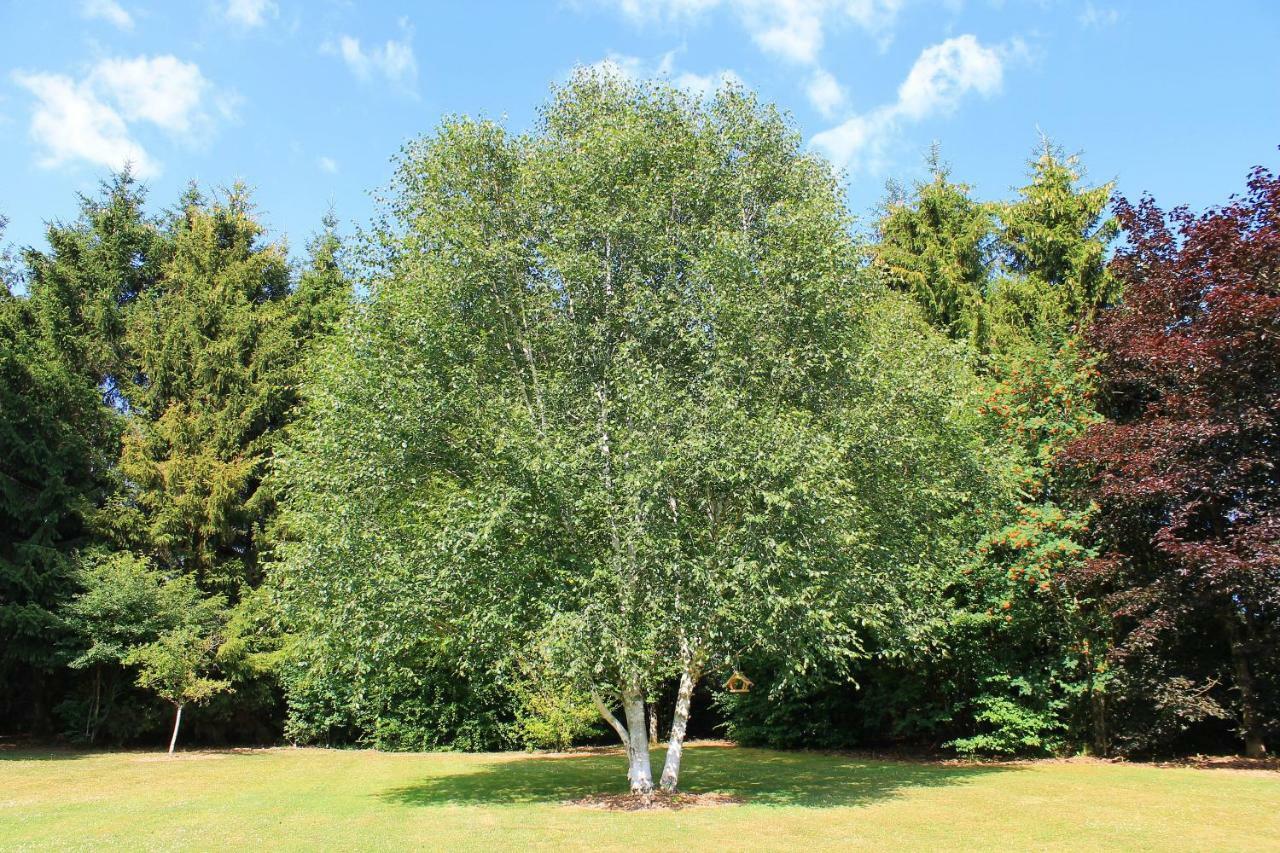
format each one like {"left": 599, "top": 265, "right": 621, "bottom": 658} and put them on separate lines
{"left": 168, "top": 703, "right": 184, "bottom": 755}
{"left": 660, "top": 659, "right": 701, "bottom": 792}
{"left": 1224, "top": 617, "right": 1267, "bottom": 758}
{"left": 621, "top": 684, "right": 653, "bottom": 795}
{"left": 1079, "top": 633, "right": 1108, "bottom": 757}
{"left": 1090, "top": 688, "right": 1108, "bottom": 757}
{"left": 647, "top": 700, "right": 658, "bottom": 746}
{"left": 86, "top": 666, "right": 102, "bottom": 742}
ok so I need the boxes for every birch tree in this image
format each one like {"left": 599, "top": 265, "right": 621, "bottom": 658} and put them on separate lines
{"left": 278, "top": 73, "right": 1005, "bottom": 794}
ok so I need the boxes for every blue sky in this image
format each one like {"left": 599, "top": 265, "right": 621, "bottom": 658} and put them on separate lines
{"left": 2, "top": 1, "right": 1278, "bottom": 258}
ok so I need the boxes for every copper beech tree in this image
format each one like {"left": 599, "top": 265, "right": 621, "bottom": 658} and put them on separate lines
{"left": 1065, "top": 167, "right": 1280, "bottom": 757}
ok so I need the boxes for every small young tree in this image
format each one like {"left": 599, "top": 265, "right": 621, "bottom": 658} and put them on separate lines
{"left": 119, "top": 572, "right": 229, "bottom": 753}
{"left": 127, "top": 626, "right": 230, "bottom": 754}
{"left": 67, "top": 553, "right": 173, "bottom": 741}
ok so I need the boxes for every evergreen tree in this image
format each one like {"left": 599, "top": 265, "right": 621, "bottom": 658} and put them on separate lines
{"left": 874, "top": 148, "right": 997, "bottom": 349}
{"left": 862, "top": 142, "right": 1119, "bottom": 755}
{"left": 11, "top": 175, "right": 348, "bottom": 741}
{"left": 0, "top": 215, "right": 120, "bottom": 732}
{"left": 989, "top": 141, "right": 1119, "bottom": 345}
{"left": 23, "top": 171, "right": 164, "bottom": 396}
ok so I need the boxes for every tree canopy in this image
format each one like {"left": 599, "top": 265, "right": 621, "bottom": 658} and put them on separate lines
{"left": 277, "top": 74, "right": 1009, "bottom": 791}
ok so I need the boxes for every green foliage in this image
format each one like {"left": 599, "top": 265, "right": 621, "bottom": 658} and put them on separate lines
{"left": 8, "top": 172, "right": 349, "bottom": 743}
{"left": 874, "top": 148, "right": 997, "bottom": 348}
{"left": 64, "top": 553, "right": 228, "bottom": 740}
{"left": 121, "top": 571, "right": 229, "bottom": 710}
{"left": 67, "top": 553, "right": 176, "bottom": 671}
{"left": 117, "top": 185, "right": 294, "bottom": 595}
{"left": 509, "top": 638, "right": 604, "bottom": 751}
{"left": 811, "top": 141, "right": 1121, "bottom": 757}
{"left": 991, "top": 142, "right": 1118, "bottom": 341}
{"left": 276, "top": 74, "right": 1008, "bottom": 759}
{"left": 1, "top": 212, "right": 119, "bottom": 731}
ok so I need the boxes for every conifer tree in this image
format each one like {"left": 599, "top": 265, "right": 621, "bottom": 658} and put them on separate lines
{"left": 1, "top": 213, "right": 121, "bottom": 732}
{"left": 874, "top": 148, "right": 996, "bottom": 349}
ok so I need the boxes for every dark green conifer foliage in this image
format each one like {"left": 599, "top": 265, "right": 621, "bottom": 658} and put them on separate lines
{"left": 0, "top": 214, "right": 119, "bottom": 731}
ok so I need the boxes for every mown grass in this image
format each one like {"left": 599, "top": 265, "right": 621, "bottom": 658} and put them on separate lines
{"left": 2, "top": 743, "right": 1277, "bottom": 851}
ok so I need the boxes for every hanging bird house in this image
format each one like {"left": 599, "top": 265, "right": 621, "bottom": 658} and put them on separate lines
{"left": 724, "top": 671, "right": 754, "bottom": 693}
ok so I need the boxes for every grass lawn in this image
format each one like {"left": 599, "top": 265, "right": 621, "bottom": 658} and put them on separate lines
{"left": 2, "top": 743, "right": 1277, "bottom": 851}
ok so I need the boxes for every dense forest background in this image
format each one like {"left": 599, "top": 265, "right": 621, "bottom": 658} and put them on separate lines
{"left": 2, "top": 75, "right": 1276, "bottom": 759}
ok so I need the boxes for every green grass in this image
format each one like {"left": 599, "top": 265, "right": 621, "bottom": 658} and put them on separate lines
{"left": 2, "top": 744, "right": 1277, "bottom": 851}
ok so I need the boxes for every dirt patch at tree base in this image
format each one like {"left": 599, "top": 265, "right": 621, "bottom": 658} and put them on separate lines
{"left": 567, "top": 791, "right": 745, "bottom": 811}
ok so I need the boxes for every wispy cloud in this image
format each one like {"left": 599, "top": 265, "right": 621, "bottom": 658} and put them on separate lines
{"left": 224, "top": 0, "right": 278, "bottom": 28}
{"left": 805, "top": 68, "right": 846, "bottom": 118}
{"left": 603, "top": 0, "right": 904, "bottom": 61}
{"left": 585, "top": 50, "right": 743, "bottom": 99}
{"left": 324, "top": 18, "right": 418, "bottom": 92}
{"left": 12, "top": 55, "right": 232, "bottom": 178}
{"left": 811, "top": 34, "right": 1016, "bottom": 172}
{"left": 317, "top": 156, "right": 338, "bottom": 174}
{"left": 1078, "top": 2, "right": 1120, "bottom": 28}
{"left": 81, "top": 0, "right": 134, "bottom": 31}
{"left": 594, "top": 0, "right": 901, "bottom": 123}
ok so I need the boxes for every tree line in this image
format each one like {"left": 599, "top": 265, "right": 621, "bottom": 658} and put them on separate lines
{"left": 2, "top": 74, "right": 1275, "bottom": 784}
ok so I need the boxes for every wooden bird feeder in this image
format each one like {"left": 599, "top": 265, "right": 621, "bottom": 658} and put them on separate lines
{"left": 724, "top": 671, "right": 754, "bottom": 694}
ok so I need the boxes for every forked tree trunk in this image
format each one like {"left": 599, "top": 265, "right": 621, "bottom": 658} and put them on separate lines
{"left": 660, "top": 660, "right": 701, "bottom": 792}
{"left": 168, "top": 703, "right": 184, "bottom": 755}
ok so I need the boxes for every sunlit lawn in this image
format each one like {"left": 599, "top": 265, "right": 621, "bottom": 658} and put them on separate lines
{"left": 2, "top": 743, "right": 1277, "bottom": 851}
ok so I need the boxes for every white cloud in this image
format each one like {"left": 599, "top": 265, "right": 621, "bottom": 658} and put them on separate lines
{"left": 809, "top": 107, "right": 896, "bottom": 173}
{"left": 1079, "top": 2, "right": 1119, "bottom": 28}
{"left": 11, "top": 72, "right": 157, "bottom": 177}
{"left": 90, "top": 56, "right": 212, "bottom": 134}
{"left": 12, "top": 55, "right": 229, "bottom": 178}
{"left": 608, "top": 0, "right": 721, "bottom": 22}
{"left": 317, "top": 156, "right": 338, "bottom": 174}
{"left": 585, "top": 51, "right": 743, "bottom": 99}
{"left": 895, "top": 33, "right": 1003, "bottom": 120}
{"left": 225, "top": 0, "right": 278, "bottom": 28}
{"left": 81, "top": 0, "right": 134, "bottom": 31}
{"left": 743, "top": 0, "right": 828, "bottom": 64}
{"left": 603, "top": 0, "right": 905, "bottom": 63}
{"left": 675, "top": 68, "right": 745, "bottom": 98}
{"left": 811, "top": 34, "right": 1012, "bottom": 172}
{"left": 326, "top": 21, "right": 418, "bottom": 90}
{"left": 805, "top": 68, "right": 846, "bottom": 117}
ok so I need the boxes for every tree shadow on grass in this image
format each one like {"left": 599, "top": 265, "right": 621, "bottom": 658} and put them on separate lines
{"left": 0, "top": 745, "right": 272, "bottom": 761}
{"left": 379, "top": 745, "right": 1015, "bottom": 809}
{"left": 0, "top": 745, "right": 89, "bottom": 761}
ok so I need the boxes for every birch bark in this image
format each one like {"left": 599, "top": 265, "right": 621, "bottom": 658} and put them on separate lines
{"left": 167, "top": 703, "right": 184, "bottom": 755}
{"left": 660, "top": 658, "right": 702, "bottom": 792}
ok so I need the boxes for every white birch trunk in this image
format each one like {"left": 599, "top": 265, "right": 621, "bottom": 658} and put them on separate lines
{"left": 660, "top": 661, "right": 701, "bottom": 792}
{"left": 167, "top": 703, "right": 183, "bottom": 755}
{"left": 621, "top": 686, "right": 653, "bottom": 794}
